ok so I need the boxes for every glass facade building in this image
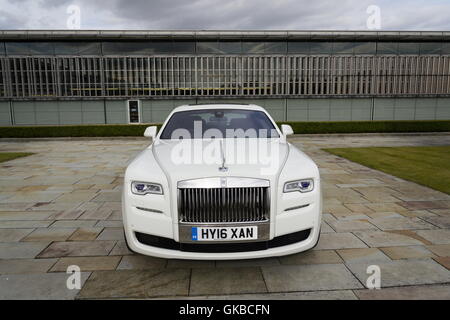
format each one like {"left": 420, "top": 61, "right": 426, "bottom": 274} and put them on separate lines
{"left": 0, "top": 30, "right": 449, "bottom": 125}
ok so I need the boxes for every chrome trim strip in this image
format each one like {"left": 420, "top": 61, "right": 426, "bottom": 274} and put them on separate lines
{"left": 284, "top": 204, "right": 310, "bottom": 212}
{"left": 136, "top": 207, "right": 163, "bottom": 214}
{"left": 179, "top": 220, "right": 270, "bottom": 226}
{"left": 177, "top": 177, "right": 270, "bottom": 189}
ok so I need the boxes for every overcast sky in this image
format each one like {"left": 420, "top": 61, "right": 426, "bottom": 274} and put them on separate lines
{"left": 0, "top": 0, "right": 449, "bottom": 30}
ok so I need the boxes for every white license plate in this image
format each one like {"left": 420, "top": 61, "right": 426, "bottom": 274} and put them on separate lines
{"left": 191, "top": 226, "right": 258, "bottom": 241}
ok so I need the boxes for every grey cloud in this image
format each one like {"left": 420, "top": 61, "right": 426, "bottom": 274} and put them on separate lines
{"left": 0, "top": 10, "right": 24, "bottom": 27}
{"left": 108, "top": 0, "right": 372, "bottom": 29}
{"left": 107, "top": 0, "right": 367, "bottom": 29}
{"left": 0, "top": 0, "right": 449, "bottom": 30}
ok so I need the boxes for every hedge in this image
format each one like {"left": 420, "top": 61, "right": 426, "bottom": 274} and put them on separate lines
{"left": 0, "top": 120, "right": 449, "bottom": 138}
{"left": 280, "top": 120, "right": 450, "bottom": 134}
{"left": 0, "top": 124, "right": 161, "bottom": 138}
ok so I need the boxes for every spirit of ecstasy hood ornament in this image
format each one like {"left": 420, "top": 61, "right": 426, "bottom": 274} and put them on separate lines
{"left": 219, "top": 139, "right": 228, "bottom": 172}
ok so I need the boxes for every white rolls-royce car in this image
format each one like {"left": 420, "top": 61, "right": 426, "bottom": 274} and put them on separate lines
{"left": 122, "top": 104, "right": 322, "bottom": 260}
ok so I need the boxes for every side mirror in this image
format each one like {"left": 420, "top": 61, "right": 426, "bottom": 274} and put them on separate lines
{"left": 281, "top": 124, "right": 294, "bottom": 137}
{"left": 144, "top": 126, "right": 158, "bottom": 139}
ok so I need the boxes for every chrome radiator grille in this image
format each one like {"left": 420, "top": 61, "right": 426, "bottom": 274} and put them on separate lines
{"left": 178, "top": 186, "right": 270, "bottom": 223}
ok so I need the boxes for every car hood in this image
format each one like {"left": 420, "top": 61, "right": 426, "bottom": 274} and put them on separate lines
{"left": 152, "top": 139, "right": 289, "bottom": 183}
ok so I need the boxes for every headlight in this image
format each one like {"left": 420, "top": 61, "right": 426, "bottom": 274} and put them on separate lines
{"left": 283, "top": 179, "right": 314, "bottom": 193}
{"left": 131, "top": 181, "right": 163, "bottom": 195}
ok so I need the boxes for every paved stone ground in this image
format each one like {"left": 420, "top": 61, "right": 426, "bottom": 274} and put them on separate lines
{"left": 0, "top": 133, "right": 450, "bottom": 299}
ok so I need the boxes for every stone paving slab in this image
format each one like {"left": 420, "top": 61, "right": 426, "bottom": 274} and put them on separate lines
{"left": 354, "top": 284, "right": 450, "bottom": 300}
{"left": 415, "top": 229, "right": 450, "bottom": 244}
{"left": 1, "top": 134, "right": 450, "bottom": 299}
{"left": 95, "top": 220, "right": 123, "bottom": 228}
{"left": 68, "top": 227, "right": 103, "bottom": 241}
{"left": 328, "top": 220, "right": 378, "bottom": 232}
{"left": 167, "top": 259, "right": 217, "bottom": 269}
{"left": 279, "top": 250, "right": 343, "bottom": 265}
{"left": 423, "top": 216, "right": 450, "bottom": 229}
{"left": 0, "top": 258, "right": 57, "bottom": 274}
{"left": 336, "top": 248, "right": 391, "bottom": 264}
{"left": 426, "top": 244, "right": 450, "bottom": 257}
{"left": 431, "top": 209, "right": 450, "bottom": 216}
{"left": 216, "top": 258, "right": 280, "bottom": 268}
{"left": 320, "top": 221, "right": 335, "bottom": 233}
{"left": 314, "top": 233, "right": 368, "bottom": 250}
{"left": 262, "top": 264, "right": 364, "bottom": 292}
{"left": 0, "top": 272, "right": 90, "bottom": 300}
{"left": 117, "top": 255, "right": 167, "bottom": 270}
{"left": 346, "top": 259, "right": 450, "bottom": 288}
{"left": 4, "top": 192, "right": 63, "bottom": 204}
{"left": 166, "top": 290, "right": 358, "bottom": 300}
{"left": 369, "top": 217, "right": 437, "bottom": 231}
{"left": 22, "top": 228, "right": 76, "bottom": 242}
{"left": 190, "top": 267, "right": 267, "bottom": 296}
{"left": 37, "top": 241, "right": 116, "bottom": 258}
{"left": 77, "top": 269, "right": 190, "bottom": 299}
{"left": 78, "top": 209, "right": 113, "bottom": 220}
{"left": 50, "top": 256, "right": 122, "bottom": 272}
{"left": 96, "top": 227, "right": 125, "bottom": 241}
{"left": 50, "top": 220, "right": 97, "bottom": 228}
{"left": 380, "top": 246, "right": 436, "bottom": 260}
{"left": 353, "top": 231, "right": 424, "bottom": 247}
{"left": 0, "top": 242, "right": 50, "bottom": 259}
{"left": 0, "top": 229, "right": 33, "bottom": 242}
{"left": 0, "top": 211, "right": 54, "bottom": 221}
{"left": 434, "top": 257, "right": 450, "bottom": 270}
{"left": 109, "top": 240, "right": 132, "bottom": 256}
{"left": 54, "top": 191, "right": 97, "bottom": 203}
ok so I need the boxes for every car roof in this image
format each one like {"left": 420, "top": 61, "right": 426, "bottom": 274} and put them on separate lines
{"left": 171, "top": 104, "right": 267, "bottom": 113}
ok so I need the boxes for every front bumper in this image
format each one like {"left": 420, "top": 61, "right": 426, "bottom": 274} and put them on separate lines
{"left": 122, "top": 198, "right": 321, "bottom": 260}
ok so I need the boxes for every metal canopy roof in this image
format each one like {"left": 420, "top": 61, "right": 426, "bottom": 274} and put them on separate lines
{"left": 0, "top": 30, "right": 449, "bottom": 41}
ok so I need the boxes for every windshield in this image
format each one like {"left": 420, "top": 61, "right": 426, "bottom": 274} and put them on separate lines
{"left": 159, "top": 109, "right": 280, "bottom": 139}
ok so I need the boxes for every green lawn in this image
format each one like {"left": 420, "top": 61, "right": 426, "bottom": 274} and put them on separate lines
{"left": 323, "top": 146, "right": 450, "bottom": 194}
{"left": 0, "top": 152, "right": 33, "bottom": 163}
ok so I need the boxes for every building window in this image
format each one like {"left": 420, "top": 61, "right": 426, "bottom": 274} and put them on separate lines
{"left": 397, "top": 42, "right": 420, "bottom": 55}
{"left": 264, "top": 42, "right": 287, "bottom": 54}
{"left": 419, "top": 42, "right": 442, "bottom": 55}
{"left": 242, "top": 42, "right": 265, "bottom": 54}
{"left": 309, "top": 42, "right": 332, "bottom": 55}
{"left": 54, "top": 42, "right": 102, "bottom": 55}
{"left": 102, "top": 42, "right": 151, "bottom": 55}
{"left": 332, "top": 42, "right": 355, "bottom": 54}
{"left": 353, "top": 42, "right": 376, "bottom": 55}
{"left": 288, "top": 41, "right": 310, "bottom": 54}
{"left": 442, "top": 42, "right": 450, "bottom": 54}
{"left": 196, "top": 41, "right": 220, "bottom": 54}
{"left": 219, "top": 41, "right": 242, "bottom": 54}
{"left": 377, "top": 42, "right": 398, "bottom": 55}
{"left": 172, "top": 41, "right": 196, "bottom": 54}
{"left": 5, "top": 42, "right": 55, "bottom": 55}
